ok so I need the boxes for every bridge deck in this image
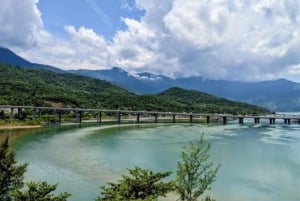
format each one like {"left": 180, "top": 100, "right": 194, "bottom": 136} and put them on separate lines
{"left": 0, "top": 105, "right": 299, "bottom": 124}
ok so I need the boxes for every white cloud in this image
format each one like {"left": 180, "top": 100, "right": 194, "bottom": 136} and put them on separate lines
{"left": 1, "top": 0, "right": 300, "bottom": 81}
{"left": 0, "top": 0, "right": 43, "bottom": 47}
{"left": 109, "top": 18, "right": 158, "bottom": 69}
{"left": 163, "top": 0, "right": 227, "bottom": 49}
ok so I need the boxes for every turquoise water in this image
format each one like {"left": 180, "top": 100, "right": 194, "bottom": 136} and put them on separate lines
{"left": 6, "top": 122, "right": 300, "bottom": 201}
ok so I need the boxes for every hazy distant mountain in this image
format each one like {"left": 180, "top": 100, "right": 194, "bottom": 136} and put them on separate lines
{"left": 69, "top": 67, "right": 158, "bottom": 93}
{"left": 71, "top": 68, "right": 300, "bottom": 111}
{"left": 0, "top": 47, "right": 64, "bottom": 73}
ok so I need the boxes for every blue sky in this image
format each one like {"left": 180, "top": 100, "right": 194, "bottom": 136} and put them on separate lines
{"left": 38, "top": 0, "right": 144, "bottom": 39}
{"left": 1, "top": 0, "right": 300, "bottom": 82}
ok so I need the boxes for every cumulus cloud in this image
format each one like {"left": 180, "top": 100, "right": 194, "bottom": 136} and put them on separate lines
{"left": 108, "top": 0, "right": 300, "bottom": 80}
{"left": 110, "top": 18, "right": 157, "bottom": 69}
{"left": 1, "top": 0, "right": 300, "bottom": 81}
{"left": 0, "top": 0, "right": 43, "bottom": 47}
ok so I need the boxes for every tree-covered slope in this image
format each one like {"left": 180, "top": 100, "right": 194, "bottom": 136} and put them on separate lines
{"left": 0, "top": 64, "right": 269, "bottom": 114}
{"left": 158, "top": 87, "right": 268, "bottom": 114}
{"left": 0, "top": 64, "right": 135, "bottom": 109}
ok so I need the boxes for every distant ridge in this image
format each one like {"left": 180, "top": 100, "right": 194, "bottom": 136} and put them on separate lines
{"left": 0, "top": 47, "right": 64, "bottom": 73}
{"left": 71, "top": 68, "right": 300, "bottom": 111}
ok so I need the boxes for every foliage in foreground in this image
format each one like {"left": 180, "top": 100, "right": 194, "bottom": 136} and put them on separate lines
{"left": 0, "top": 137, "right": 27, "bottom": 201}
{"left": 96, "top": 166, "right": 174, "bottom": 201}
{"left": 175, "top": 134, "right": 220, "bottom": 201}
{"left": 0, "top": 137, "right": 70, "bottom": 201}
{"left": 12, "top": 181, "right": 71, "bottom": 201}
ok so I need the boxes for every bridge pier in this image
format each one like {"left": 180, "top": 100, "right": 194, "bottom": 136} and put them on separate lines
{"left": 136, "top": 113, "right": 140, "bottom": 124}
{"left": 79, "top": 111, "right": 83, "bottom": 124}
{"left": 154, "top": 114, "right": 158, "bottom": 123}
{"left": 269, "top": 118, "right": 275, "bottom": 125}
{"left": 58, "top": 111, "right": 62, "bottom": 124}
{"left": 10, "top": 107, "right": 14, "bottom": 121}
{"left": 284, "top": 118, "right": 291, "bottom": 124}
{"left": 172, "top": 114, "right": 176, "bottom": 123}
{"left": 32, "top": 109, "right": 36, "bottom": 121}
{"left": 76, "top": 111, "right": 83, "bottom": 124}
{"left": 97, "top": 112, "right": 102, "bottom": 124}
{"left": 54, "top": 110, "right": 62, "bottom": 124}
{"left": 17, "top": 108, "right": 22, "bottom": 119}
{"left": 117, "top": 112, "right": 121, "bottom": 124}
{"left": 54, "top": 110, "right": 58, "bottom": 124}
{"left": 223, "top": 116, "right": 227, "bottom": 125}
{"left": 239, "top": 117, "right": 244, "bottom": 124}
{"left": 254, "top": 118, "right": 260, "bottom": 124}
{"left": 189, "top": 115, "right": 193, "bottom": 124}
{"left": 206, "top": 116, "right": 210, "bottom": 124}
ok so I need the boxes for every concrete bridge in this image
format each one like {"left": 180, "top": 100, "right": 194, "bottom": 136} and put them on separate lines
{"left": 0, "top": 105, "right": 299, "bottom": 125}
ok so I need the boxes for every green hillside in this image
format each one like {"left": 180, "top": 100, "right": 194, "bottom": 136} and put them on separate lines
{"left": 159, "top": 87, "right": 267, "bottom": 114}
{"left": 0, "top": 64, "right": 269, "bottom": 114}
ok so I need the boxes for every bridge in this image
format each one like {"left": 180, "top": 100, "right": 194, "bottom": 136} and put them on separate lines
{"left": 0, "top": 105, "right": 299, "bottom": 125}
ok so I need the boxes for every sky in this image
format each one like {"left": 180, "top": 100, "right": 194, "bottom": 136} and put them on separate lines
{"left": 1, "top": 0, "right": 300, "bottom": 82}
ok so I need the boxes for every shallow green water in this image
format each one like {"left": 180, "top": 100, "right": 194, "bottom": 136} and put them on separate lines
{"left": 4, "top": 122, "right": 300, "bottom": 201}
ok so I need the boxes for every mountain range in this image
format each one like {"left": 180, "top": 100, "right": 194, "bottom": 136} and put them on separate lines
{"left": 1, "top": 46, "right": 299, "bottom": 111}
{"left": 69, "top": 68, "right": 300, "bottom": 112}
{"left": 0, "top": 63, "right": 268, "bottom": 115}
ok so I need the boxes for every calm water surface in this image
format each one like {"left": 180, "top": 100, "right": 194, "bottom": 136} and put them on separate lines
{"left": 3, "top": 122, "right": 300, "bottom": 201}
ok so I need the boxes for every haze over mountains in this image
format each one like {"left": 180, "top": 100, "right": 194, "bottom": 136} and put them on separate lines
{"left": 0, "top": 47, "right": 63, "bottom": 73}
{"left": 1, "top": 47, "right": 300, "bottom": 112}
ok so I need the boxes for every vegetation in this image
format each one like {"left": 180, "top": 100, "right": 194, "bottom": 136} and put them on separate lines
{"left": 159, "top": 87, "right": 267, "bottom": 114}
{"left": 0, "top": 63, "right": 269, "bottom": 115}
{"left": 12, "top": 181, "right": 70, "bottom": 201}
{"left": 97, "top": 167, "right": 173, "bottom": 201}
{"left": 0, "top": 137, "right": 70, "bottom": 201}
{"left": 176, "top": 134, "right": 220, "bottom": 201}
{"left": 0, "top": 137, "right": 27, "bottom": 201}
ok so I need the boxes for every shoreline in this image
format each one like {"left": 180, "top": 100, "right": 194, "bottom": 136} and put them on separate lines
{"left": 0, "top": 125, "right": 42, "bottom": 130}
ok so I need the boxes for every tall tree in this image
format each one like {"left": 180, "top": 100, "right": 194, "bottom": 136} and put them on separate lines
{"left": 0, "top": 137, "right": 27, "bottom": 201}
{"left": 176, "top": 134, "right": 220, "bottom": 201}
{"left": 97, "top": 166, "right": 174, "bottom": 201}
{"left": 0, "top": 136, "right": 71, "bottom": 201}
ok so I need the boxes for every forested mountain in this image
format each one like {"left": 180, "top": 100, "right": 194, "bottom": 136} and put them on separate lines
{"left": 0, "top": 64, "right": 268, "bottom": 114}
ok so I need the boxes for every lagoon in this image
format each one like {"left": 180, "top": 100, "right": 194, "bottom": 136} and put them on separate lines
{"left": 3, "top": 122, "right": 300, "bottom": 201}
